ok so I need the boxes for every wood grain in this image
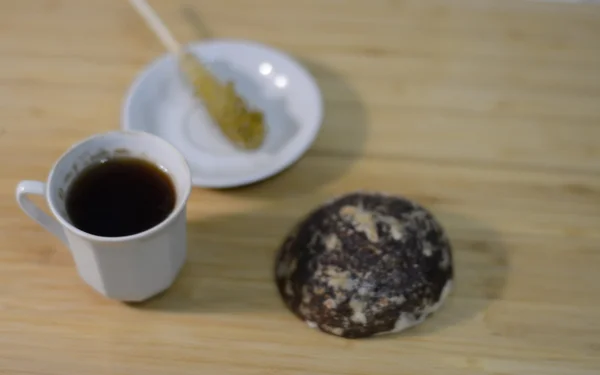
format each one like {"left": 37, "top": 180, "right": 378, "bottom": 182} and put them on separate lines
{"left": 1, "top": 0, "right": 599, "bottom": 374}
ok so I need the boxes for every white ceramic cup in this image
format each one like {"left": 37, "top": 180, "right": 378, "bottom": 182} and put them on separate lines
{"left": 15, "top": 130, "right": 192, "bottom": 302}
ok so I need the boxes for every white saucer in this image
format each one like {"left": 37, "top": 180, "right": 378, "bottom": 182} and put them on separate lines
{"left": 121, "top": 39, "right": 324, "bottom": 188}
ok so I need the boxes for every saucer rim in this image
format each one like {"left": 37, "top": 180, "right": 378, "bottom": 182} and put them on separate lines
{"left": 120, "top": 38, "right": 324, "bottom": 189}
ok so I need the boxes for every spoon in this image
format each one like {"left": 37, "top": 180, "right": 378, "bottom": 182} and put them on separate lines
{"left": 128, "top": 0, "right": 267, "bottom": 150}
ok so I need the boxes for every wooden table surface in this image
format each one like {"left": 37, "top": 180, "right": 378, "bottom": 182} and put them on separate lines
{"left": 1, "top": 0, "right": 600, "bottom": 374}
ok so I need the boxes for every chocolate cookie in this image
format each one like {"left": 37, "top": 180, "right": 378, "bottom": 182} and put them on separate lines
{"left": 274, "top": 191, "right": 453, "bottom": 338}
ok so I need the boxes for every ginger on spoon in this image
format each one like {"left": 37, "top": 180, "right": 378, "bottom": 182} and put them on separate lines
{"left": 129, "top": 0, "right": 266, "bottom": 150}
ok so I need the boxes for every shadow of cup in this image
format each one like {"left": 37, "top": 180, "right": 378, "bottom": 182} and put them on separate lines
{"left": 128, "top": 196, "right": 509, "bottom": 343}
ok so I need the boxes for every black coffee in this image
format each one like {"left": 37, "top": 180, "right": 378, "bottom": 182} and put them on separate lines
{"left": 65, "top": 157, "right": 176, "bottom": 237}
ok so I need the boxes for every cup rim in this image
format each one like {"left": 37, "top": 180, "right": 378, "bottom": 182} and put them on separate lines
{"left": 46, "top": 130, "right": 192, "bottom": 243}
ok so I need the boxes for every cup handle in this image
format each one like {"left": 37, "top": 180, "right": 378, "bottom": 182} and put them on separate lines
{"left": 16, "top": 180, "right": 67, "bottom": 244}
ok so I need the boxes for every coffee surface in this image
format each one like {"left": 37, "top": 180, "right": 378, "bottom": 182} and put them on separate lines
{"left": 65, "top": 157, "right": 176, "bottom": 237}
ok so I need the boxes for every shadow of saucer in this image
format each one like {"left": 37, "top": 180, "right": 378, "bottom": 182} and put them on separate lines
{"left": 178, "top": 5, "right": 368, "bottom": 197}
{"left": 213, "top": 59, "right": 368, "bottom": 198}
